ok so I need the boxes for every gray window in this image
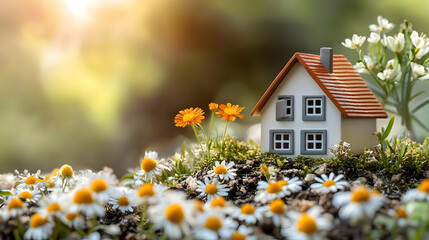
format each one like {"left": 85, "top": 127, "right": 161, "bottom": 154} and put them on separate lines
{"left": 302, "top": 96, "right": 325, "bottom": 121}
{"left": 300, "top": 130, "right": 327, "bottom": 155}
{"left": 276, "top": 95, "right": 294, "bottom": 121}
{"left": 269, "top": 130, "right": 294, "bottom": 154}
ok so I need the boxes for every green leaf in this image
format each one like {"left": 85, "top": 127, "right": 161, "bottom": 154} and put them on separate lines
{"left": 412, "top": 115, "right": 429, "bottom": 132}
{"left": 410, "top": 91, "right": 424, "bottom": 101}
{"left": 0, "top": 190, "right": 12, "bottom": 196}
{"left": 120, "top": 172, "right": 135, "bottom": 182}
{"left": 412, "top": 97, "right": 429, "bottom": 113}
{"left": 382, "top": 115, "right": 395, "bottom": 140}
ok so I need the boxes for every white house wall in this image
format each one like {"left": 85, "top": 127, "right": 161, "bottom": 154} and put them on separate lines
{"left": 260, "top": 62, "right": 342, "bottom": 157}
{"left": 341, "top": 117, "right": 377, "bottom": 154}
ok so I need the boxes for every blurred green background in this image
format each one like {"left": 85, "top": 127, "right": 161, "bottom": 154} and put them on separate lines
{"left": 1, "top": 0, "right": 428, "bottom": 176}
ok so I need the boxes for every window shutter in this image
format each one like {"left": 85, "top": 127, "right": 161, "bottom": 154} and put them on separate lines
{"left": 276, "top": 99, "right": 286, "bottom": 120}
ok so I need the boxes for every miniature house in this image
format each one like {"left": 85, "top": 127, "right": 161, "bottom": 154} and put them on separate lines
{"left": 251, "top": 47, "right": 387, "bottom": 157}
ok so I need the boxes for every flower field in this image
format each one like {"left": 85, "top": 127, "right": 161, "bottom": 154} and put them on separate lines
{"left": 0, "top": 102, "right": 429, "bottom": 240}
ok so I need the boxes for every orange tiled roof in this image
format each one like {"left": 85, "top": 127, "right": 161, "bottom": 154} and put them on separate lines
{"left": 251, "top": 53, "right": 388, "bottom": 118}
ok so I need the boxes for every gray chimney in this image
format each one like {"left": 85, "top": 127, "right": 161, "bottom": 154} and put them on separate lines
{"left": 320, "top": 47, "right": 333, "bottom": 73}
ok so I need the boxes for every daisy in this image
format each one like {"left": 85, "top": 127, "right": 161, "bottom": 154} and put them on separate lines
{"left": 68, "top": 188, "right": 105, "bottom": 217}
{"left": 85, "top": 171, "right": 117, "bottom": 203}
{"left": 24, "top": 213, "right": 55, "bottom": 240}
{"left": 225, "top": 225, "right": 257, "bottom": 240}
{"left": 137, "top": 183, "right": 167, "bottom": 205}
{"left": 60, "top": 212, "right": 86, "bottom": 230}
{"left": 207, "top": 160, "right": 237, "bottom": 181}
{"left": 148, "top": 191, "right": 193, "bottom": 239}
{"left": 174, "top": 107, "right": 205, "bottom": 128}
{"left": 216, "top": 103, "right": 245, "bottom": 122}
{"left": 16, "top": 189, "right": 41, "bottom": 203}
{"left": 387, "top": 207, "right": 409, "bottom": 227}
{"left": 196, "top": 177, "right": 229, "bottom": 201}
{"left": 257, "top": 199, "right": 288, "bottom": 227}
{"left": 333, "top": 186, "right": 385, "bottom": 220}
{"left": 279, "top": 176, "right": 303, "bottom": 193}
{"left": 193, "top": 214, "right": 237, "bottom": 240}
{"left": 134, "top": 151, "right": 171, "bottom": 184}
{"left": 37, "top": 193, "right": 65, "bottom": 219}
{"left": 52, "top": 164, "right": 75, "bottom": 191}
{"left": 310, "top": 172, "right": 349, "bottom": 194}
{"left": 281, "top": 206, "right": 332, "bottom": 240}
{"left": 108, "top": 187, "right": 139, "bottom": 213}
{"left": 402, "top": 179, "right": 429, "bottom": 202}
{"left": 0, "top": 197, "right": 27, "bottom": 220}
{"left": 16, "top": 175, "right": 45, "bottom": 191}
{"left": 234, "top": 203, "right": 262, "bottom": 225}
{"left": 205, "top": 196, "right": 236, "bottom": 216}
{"left": 255, "top": 180, "right": 288, "bottom": 203}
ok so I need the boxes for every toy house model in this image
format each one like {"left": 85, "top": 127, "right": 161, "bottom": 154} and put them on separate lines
{"left": 251, "top": 47, "right": 387, "bottom": 157}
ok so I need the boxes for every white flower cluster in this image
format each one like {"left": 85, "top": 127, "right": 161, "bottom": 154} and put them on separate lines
{"left": 344, "top": 16, "right": 429, "bottom": 82}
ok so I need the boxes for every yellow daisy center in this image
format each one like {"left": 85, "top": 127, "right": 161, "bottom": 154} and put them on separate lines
{"left": 205, "top": 216, "right": 222, "bottom": 231}
{"left": 66, "top": 213, "right": 80, "bottom": 221}
{"left": 138, "top": 183, "right": 155, "bottom": 197}
{"left": 241, "top": 204, "right": 255, "bottom": 215}
{"left": 224, "top": 107, "right": 237, "bottom": 115}
{"left": 8, "top": 198, "right": 23, "bottom": 209}
{"left": 231, "top": 232, "right": 246, "bottom": 240}
{"left": 323, "top": 180, "right": 336, "bottom": 188}
{"left": 19, "top": 191, "right": 33, "bottom": 199}
{"left": 60, "top": 164, "right": 74, "bottom": 177}
{"left": 47, "top": 203, "right": 61, "bottom": 212}
{"left": 73, "top": 189, "right": 94, "bottom": 204}
{"left": 205, "top": 184, "right": 218, "bottom": 195}
{"left": 165, "top": 204, "right": 185, "bottom": 224}
{"left": 182, "top": 113, "right": 195, "bottom": 122}
{"left": 396, "top": 209, "right": 407, "bottom": 219}
{"left": 297, "top": 213, "right": 318, "bottom": 235}
{"left": 90, "top": 178, "right": 108, "bottom": 193}
{"left": 418, "top": 179, "right": 429, "bottom": 193}
{"left": 210, "top": 197, "right": 226, "bottom": 208}
{"left": 214, "top": 165, "right": 228, "bottom": 175}
{"left": 194, "top": 200, "right": 205, "bottom": 212}
{"left": 118, "top": 196, "right": 130, "bottom": 206}
{"left": 25, "top": 176, "right": 38, "bottom": 185}
{"left": 277, "top": 180, "right": 288, "bottom": 187}
{"left": 141, "top": 158, "right": 157, "bottom": 172}
{"left": 267, "top": 182, "right": 282, "bottom": 194}
{"left": 351, "top": 187, "right": 370, "bottom": 203}
{"left": 269, "top": 199, "right": 285, "bottom": 214}
{"left": 30, "top": 214, "right": 48, "bottom": 228}
{"left": 48, "top": 181, "right": 56, "bottom": 188}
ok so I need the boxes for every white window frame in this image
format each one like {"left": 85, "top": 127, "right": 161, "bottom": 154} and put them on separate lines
{"left": 302, "top": 96, "right": 325, "bottom": 121}
{"left": 300, "top": 130, "right": 327, "bottom": 155}
{"left": 269, "top": 130, "right": 294, "bottom": 154}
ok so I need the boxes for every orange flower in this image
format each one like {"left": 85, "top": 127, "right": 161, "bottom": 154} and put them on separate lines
{"left": 209, "top": 103, "right": 218, "bottom": 111}
{"left": 174, "top": 107, "right": 205, "bottom": 128}
{"left": 216, "top": 103, "right": 245, "bottom": 122}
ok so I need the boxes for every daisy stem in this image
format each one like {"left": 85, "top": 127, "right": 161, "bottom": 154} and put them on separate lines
{"left": 197, "top": 123, "right": 209, "bottom": 157}
{"left": 15, "top": 217, "right": 25, "bottom": 235}
{"left": 208, "top": 111, "right": 214, "bottom": 139}
{"left": 191, "top": 124, "right": 204, "bottom": 156}
{"left": 62, "top": 178, "right": 68, "bottom": 192}
{"left": 221, "top": 121, "right": 230, "bottom": 153}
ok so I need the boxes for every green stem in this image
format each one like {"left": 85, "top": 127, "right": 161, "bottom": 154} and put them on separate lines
{"left": 208, "top": 111, "right": 214, "bottom": 139}
{"left": 221, "top": 121, "right": 230, "bottom": 154}
{"left": 191, "top": 124, "right": 204, "bottom": 155}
